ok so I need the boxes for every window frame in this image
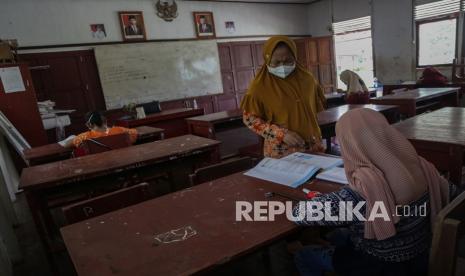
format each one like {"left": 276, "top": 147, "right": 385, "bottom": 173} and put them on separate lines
{"left": 416, "top": 13, "right": 459, "bottom": 68}
{"left": 333, "top": 28, "right": 375, "bottom": 89}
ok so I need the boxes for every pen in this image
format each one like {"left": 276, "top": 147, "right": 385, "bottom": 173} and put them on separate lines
{"left": 301, "top": 188, "right": 321, "bottom": 199}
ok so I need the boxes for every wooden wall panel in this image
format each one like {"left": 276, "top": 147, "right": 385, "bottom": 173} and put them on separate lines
{"left": 294, "top": 39, "right": 308, "bottom": 66}
{"left": 235, "top": 70, "right": 255, "bottom": 92}
{"left": 307, "top": 40, "right": 318, "bottom": 64}
{"left": 317, "top": 38, "right": 332, "bottom": 63}
{"left": 218, "top": 45, "right": 233, "bottom": 71}
{"left": 297, "top": 36, "right": 336, "bottom": 93}
{"left": 216, "top": 94, "right": 237, "bottom": 111}
{"left": 253, "top": 42, "right": 265, "bottom": 67}
{"left": 216, "top": 37, "right": 337, "bottom": 112}
{"left": 221, "top": 73, "right": 235, "bottom": 94}
{"left": 232, "top": 44, "right": 254, "bottom": 69}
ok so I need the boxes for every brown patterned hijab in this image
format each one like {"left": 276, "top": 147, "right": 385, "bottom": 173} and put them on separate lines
{"left": 336, "top": 108, "right": 449, "bottom": 240}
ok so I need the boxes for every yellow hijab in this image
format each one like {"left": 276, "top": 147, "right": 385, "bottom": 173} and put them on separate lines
{"left": 240, "top": 36, "right": 326, "bottom": 142}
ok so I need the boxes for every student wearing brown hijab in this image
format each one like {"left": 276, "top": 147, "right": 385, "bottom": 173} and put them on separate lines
{"left": 293, "top": 108, "right": 453, "bottom": 276}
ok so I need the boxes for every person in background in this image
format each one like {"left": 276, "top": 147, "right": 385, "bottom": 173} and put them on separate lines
{"left": 339, "top": 70, "right": 370, "bottom": 104}
{"left": 65, "top": 111, "right": 137, "bottom": 148}
{"left": 293, "top": 108, "right": 454, "bottom": 276}
{"left": 240, "top": 36, "right": 326, "bottom": 158}
{"left": 125, "top": 15, "right": 143, "bottom": 36}
{"left": 198, "top": 15, "right": 213, "bottom": 33}
{"left": 417, "top": 67, "right": 448, "bottom": 86}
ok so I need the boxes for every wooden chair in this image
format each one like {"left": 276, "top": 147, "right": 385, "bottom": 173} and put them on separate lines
{"left": 78, "top": 132, "right": 131, "bottom": 155}
{"left": 429, "top": 191, "right": 465, "bottom": 276}
{"left": 61, "top": 182, "right": 153, "bottom": 225}
{"left": 189, "top": 157, "right": 256, "bottom": 186}
{"left": 452, "top": 58, "right": 465, "bottom": 83}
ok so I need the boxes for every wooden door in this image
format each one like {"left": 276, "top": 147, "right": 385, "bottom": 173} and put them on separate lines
{"left": 20, "top": 50, "right": 106, "bottom": 138}
{"left": 294, "top": 39, "right": 308, "bottom": 68}
{"left": 232, "top": 43, "right": 255, "bottom": 95}
{"left": 217, "top": 44, "right": 238, "bottom": 111}
{"left": 296, "top": 37, "right": 337, "bottom": 93}
{"left": 317, "top": 37, "right": 336, "bottom": 93}
{"left": 253, "top": 41, "right": 265, "bottom": 70}
{"left": 0, "top": 63, "right": 47, "bottom": 146}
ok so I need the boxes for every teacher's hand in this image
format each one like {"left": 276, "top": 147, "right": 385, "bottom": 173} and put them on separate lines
{"left": 283, "top": 130, "right": 305, "bottom": 147}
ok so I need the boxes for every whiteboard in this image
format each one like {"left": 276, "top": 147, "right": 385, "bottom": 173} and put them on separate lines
{"left": 94, "top": 40, "right": 223, "bottom": 109}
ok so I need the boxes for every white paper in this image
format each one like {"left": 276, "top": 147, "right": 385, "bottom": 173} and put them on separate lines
{"left": 282, "top": 152, "right": 343, "bottom": 170}
{"left": 0, "top": 67, "right": 25, "bottom": 93}
{"left": 316, "top": 167, "right": 349, "bottom": 185}
{"left": 58, "top": 135, "right": 76, "bottom": 147}
{"left": 244, "top": 157, "right": 319, "bottom": 188}
{"left": 136, "top": 107, "right": 146, "bottom": 119}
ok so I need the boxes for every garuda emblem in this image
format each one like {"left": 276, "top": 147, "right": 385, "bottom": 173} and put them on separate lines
{"left": 155, "top": 0, "right": 178, "bottom": 22}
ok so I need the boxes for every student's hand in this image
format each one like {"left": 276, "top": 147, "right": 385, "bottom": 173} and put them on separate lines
{"left": 283, "top": 130, "right": 305, "bottom": 147}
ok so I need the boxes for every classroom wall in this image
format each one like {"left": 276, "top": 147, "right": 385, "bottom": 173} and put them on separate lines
{"left": 0, "top": 0, "right": 309, "bottom": 48}
{"left": 307, "top": 0, "right": 453, "bottom": 84}
{"left": 372, "top": 0, "right": 415, "bottom": 83}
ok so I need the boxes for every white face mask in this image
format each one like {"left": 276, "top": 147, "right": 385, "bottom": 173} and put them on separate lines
{"left": 267, "top": 64, "right": 296, "bottom": 79}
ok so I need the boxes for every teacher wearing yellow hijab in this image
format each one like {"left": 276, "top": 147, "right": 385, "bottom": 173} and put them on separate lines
{"left": 240, "top": 36, "right": 326, "bottom": 158}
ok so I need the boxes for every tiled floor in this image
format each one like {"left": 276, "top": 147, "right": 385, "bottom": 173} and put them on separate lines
{"left": 12, "top": 192, "right": 76, "bottom": 276}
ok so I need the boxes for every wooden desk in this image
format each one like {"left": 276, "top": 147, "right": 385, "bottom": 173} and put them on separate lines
{"left": 22, "top": 126, "right": 164, "bottom": 166}
{"left": 61, "top": 172, "right": 341, "bottom": 276}
{"left": 186, "top": 109, "right": 260, "bottom": 159}
{"left": 383, "top": 82, "right": 465, "bottom": 97}
{"left": 318, "top": 104, "right": 400, "bottom": 152}
{"left": 370, "top": 87, "right": 460, "bottom": 118}
{"left": 20, "top": 135, "right": 220, "bottom": 264}
{"left": 115, "top": 108, "right": 204, "bottom": 138}
{"left": 325, "top": 92, "right": 345, "bottom": 108}
{"left": 133, "top": 126, "right": 164, "bottom": 144}
{"left": 393, "top": 107, "right": 465, "bottom": 185}
{"left": 325, "top": 90, "right": 378, "bottom": 108}
{"left": 186, "top": 105, "right": 400, "bottom": 157}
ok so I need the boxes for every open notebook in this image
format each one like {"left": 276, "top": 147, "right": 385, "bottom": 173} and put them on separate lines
{"left": 244, "top": 152, "right": 346, "bottom": 188}
{"left": 315, "top": 167, "right": 349, "bottom": 185}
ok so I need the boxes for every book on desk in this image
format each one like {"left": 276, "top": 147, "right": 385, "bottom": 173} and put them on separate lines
{"left": 245, "top": 152, "right": 348, "bottom": 187}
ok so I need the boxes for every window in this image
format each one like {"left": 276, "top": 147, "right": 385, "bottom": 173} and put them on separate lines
{"left": 415, "top": 0, "right": 461, "bottom": 67}
{"left": 333, "top": 16, "right": 374, "bottom": 89}
{"left": 417, "top": 18, "right": 457, "bottom": 66}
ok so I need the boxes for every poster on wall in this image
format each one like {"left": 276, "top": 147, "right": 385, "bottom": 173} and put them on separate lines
{"left": 119, "top": 11, "right": 147, "bottom": 41}
{"left": 0, "top": 67, "right": 25, "bottom": 93}
{"left": 90, "top": 24, "right": 107, "bottom": 39}
{"left": 193, "top": 12, "right": 215, "bottom": 39}
{"left": 225, "top": 21, "right": 235, "bottom": 34}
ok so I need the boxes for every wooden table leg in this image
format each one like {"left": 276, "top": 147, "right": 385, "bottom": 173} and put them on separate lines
{"left": 449, "top": 146, "right": 463, "bottom": 186}
{"left": 24, "top": 191, "right": 59, "bottom": 275}
{"left": 325, "top": 138, "right": 332, "bottom": 153}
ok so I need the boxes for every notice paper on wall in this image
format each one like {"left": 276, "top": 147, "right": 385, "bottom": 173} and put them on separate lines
{"left": 0, "top": 66, "right": 25, "bottom": 93}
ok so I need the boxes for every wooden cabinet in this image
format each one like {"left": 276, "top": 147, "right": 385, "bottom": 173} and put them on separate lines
{"left": 217, "top": 41, "right": 266, "bottom": 112}
{"left": 217, "top": 37, "right": 337, "bottom": 112}
{"left": 295, "top": 36, "right": 337, "bottom": 93}
{"left": 0, "top": 63, "right": 47, "bottom": 146}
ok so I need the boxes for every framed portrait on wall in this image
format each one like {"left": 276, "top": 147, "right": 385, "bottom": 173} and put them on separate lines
{"left": 193, "top": 12, "right": 215, "bottom": 39}
{"left": 118, "top": 11, "right": 147, "bottom": 41}
{"left": 90, "top": 24, "right": 107, "bottom": 39}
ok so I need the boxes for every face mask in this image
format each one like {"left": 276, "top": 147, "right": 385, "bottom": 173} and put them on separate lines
{"left": 267, "top": 64, "right": 296, "bottom": 79}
